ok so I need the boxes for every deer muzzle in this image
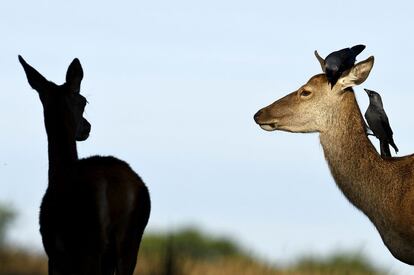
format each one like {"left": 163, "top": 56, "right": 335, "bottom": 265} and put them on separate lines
{"left": 254, "top": 109, "right": 278, "bottom": 131}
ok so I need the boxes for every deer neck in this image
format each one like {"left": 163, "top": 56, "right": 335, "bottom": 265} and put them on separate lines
{"left": 319, "top": 91, "right": 393, "bottom": 218}
{"left": 44, "top": 110, "right": 79, "bottom": 183}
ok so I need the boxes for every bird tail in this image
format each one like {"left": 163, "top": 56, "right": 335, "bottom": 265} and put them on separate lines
{"left": 380, "top": 141, "right": 392, "bottom": 157}
{"left": 351, "top": 44, "right": 366, "bottom": 57}
{"left": 390, "top": 139, "right": 399, "bottom": 154}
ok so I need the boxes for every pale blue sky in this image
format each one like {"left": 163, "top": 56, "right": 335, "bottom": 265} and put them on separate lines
{"left": 1, "top": 0, "right": 414, "bottom": 273}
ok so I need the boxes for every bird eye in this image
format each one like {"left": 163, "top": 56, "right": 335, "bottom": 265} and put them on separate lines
{"left": 300, "top": 90, "right": 312, "bottom": 97}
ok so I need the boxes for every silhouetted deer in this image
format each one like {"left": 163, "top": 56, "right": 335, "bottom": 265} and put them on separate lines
{"left": 19, "top": 56, "right": 151, "bottom": 274}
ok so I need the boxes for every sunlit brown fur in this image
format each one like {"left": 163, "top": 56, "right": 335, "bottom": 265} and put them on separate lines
{"left": 254, "top": 56, "right": 414, "bottom": 265}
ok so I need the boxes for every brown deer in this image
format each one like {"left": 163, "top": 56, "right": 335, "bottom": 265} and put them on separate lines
{"left": 254, "top": 56, "right": 414, "bottom": 265}
{"left": 19, "top": 56, "right": 151, "bottom": 274}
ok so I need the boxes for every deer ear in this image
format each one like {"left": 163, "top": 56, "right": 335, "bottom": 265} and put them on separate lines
{"left": 66, "top": 58, "right": 83, "bottom": 94}
{"left": 336, "top": 56, "right": 374, "bottom": 90}
{"left": 314, "top": 50, "right": 325, "bottom": 72}
{"left": 18, "top": 55, "right": 49, "bottom": 92}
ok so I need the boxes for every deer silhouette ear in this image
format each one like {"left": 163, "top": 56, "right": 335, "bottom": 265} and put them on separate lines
{"left": 66, "top": 58, "right": 83, "bottom": 94}
{"left": 18, "top": 55, "right": 49, "bottom": 92}
{"left": 336, "top": 56, "right": 374, "bottom": 90}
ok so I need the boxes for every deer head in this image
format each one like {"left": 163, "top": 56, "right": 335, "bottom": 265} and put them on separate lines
{"left": 19, "top": 55, "right": 91, "bottom": 141}
{"left": 254, "top": 56, "right": 374, "bottom": 133}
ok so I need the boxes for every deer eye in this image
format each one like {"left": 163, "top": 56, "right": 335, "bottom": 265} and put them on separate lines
{"left": 300, "top": 90, "right": 312, "bottom": 97}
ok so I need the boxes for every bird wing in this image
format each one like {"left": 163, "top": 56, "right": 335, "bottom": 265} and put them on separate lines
{"left": 339, "top": 49, "right": 356, "bottom": 71}
{"left": 379, "top": 112, "right": 394, "bottom": 137}
{"left": 379, "top": 113, "right": 398, "bottom": 153}
{"left": 365, "top": 108, "right": 389, "bottom": 140}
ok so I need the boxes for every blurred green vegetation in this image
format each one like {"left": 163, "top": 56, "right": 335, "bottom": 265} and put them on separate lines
{"left": 136, "top": 227, "right": 386, "bottom": 275}
{"left": 289, "top": 252, "right": 386, "bottom": 275}
{"left": 0, "top": 203, "right": 15, "bottom": 247}
{"left": 140, "top": 227, "right": 242, "bottom": 259}
{"left": 0, "top": 208, "right": 387, "bottom": 275}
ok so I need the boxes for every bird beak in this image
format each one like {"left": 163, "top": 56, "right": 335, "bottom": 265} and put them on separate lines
{"left": 325, "top": 72, "right": 338, "bottom": 90}
{"left": 364, "top": 88, "right": 371, "bottom": 95}
{"left": 328, "top": 78, "right": 337, "bottom": 89}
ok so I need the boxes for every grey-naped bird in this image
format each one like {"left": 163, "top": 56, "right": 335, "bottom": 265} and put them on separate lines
{"left": 315, "top": 45, "right": 366, "bottom": 87}
{"left": 364, "top": 88, "right": 398, "bottom": 157}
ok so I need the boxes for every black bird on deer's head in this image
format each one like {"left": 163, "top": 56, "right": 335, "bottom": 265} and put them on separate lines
{"left": 315, "top": 44, "right": 366, "bottom": 88}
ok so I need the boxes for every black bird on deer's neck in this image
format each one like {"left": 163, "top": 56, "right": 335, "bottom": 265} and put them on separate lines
{"left": 314, "top": 44, "right": 366, "bottom": 87}
{"left": 364, "top": 88, "right": 399, "bottom": 157}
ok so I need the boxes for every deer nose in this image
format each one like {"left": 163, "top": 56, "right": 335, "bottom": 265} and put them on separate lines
{"left": 254, "top": 110, "right": 262, "bottom": 123}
